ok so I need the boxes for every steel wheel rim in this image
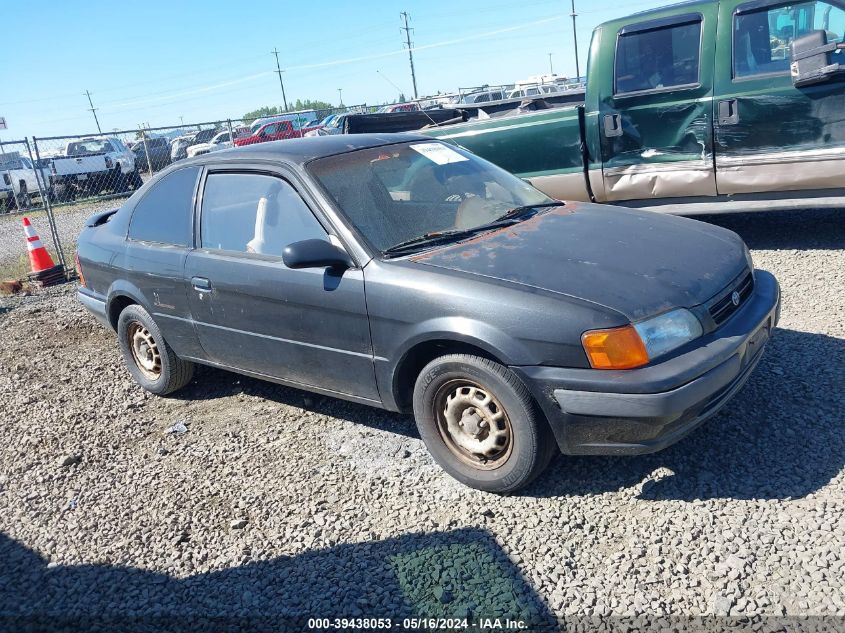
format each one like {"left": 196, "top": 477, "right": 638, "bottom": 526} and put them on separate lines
{"left": 433, "top": 379, "right": 513, "bottom": 470}
{"left": 128, "top": 322, "right": 162, "bottom": 380}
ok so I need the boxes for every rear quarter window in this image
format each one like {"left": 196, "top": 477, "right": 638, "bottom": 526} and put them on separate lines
{"left": 128, "top": 166, "right": 200, "bottom": 246}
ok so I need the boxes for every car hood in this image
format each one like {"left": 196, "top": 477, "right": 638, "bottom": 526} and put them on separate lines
{"left": 409, "top": 203, "right": 747, "bottom": 321}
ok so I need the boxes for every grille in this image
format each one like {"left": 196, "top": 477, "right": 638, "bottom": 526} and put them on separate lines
{"left": 709, "top": 271, "right": 754, "bottom": 325}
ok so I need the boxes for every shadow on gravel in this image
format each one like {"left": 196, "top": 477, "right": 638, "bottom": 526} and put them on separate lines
{"left": 697, "top": 208, "right": 845, "bottom": 251}
{"left": 0, "top": 528, "right": 555, "bottom": 632}
{"left": 177, "top": 366, "right": 419, "bottom": 440}
{"left": 527, "top": 328, "right": 845, "bottom": 501}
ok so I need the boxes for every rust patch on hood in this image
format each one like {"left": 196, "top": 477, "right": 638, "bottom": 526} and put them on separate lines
{"left": 410, "top": 204, "right": 576, "bottom": 263}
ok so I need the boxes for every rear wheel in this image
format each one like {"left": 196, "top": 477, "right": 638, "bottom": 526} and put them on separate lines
{"left": 17, "top": 182, "right": 31, "bottom": 209}
{"left": 117, "top": 304, "right": 194, "bottom": 395}
{"left": 412, "top": 354, "right": 555, "bottom": 493}
{"left": 130, "top": 169, "right": 144, "bottom": 189}
{"left": 113, "top": 167, "right": 129, "bottom": 193}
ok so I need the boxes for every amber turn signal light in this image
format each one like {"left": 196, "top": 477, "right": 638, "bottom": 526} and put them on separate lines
{"left": 581, "top": 325, "right": 649, "bottom": 370}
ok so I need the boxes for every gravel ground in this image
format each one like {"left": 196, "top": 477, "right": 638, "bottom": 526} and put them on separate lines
{"left": 0, "top": 208, "right": 843, "bottom": 631}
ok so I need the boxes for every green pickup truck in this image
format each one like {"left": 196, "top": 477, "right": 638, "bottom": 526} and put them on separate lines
{"left": 425, "top": 0, "right": 845, "bottom": 213}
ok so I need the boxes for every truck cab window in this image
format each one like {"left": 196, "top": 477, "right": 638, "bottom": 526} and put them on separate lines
{"left": 735, "top": 2, "right": 845, "bottom": 78}
{"left": 200, "top": 173, "right": 327, "bottom": 256}
{"left": 615, "top": 18, "right": 702, "bottom": 94}
{"left": 128, "top": 166, "right": 199, "bottom": 246}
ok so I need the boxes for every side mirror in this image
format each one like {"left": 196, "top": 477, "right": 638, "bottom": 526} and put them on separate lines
{"left": 791, "top": 30, "right": 844, "bottom": 87}
{"left": 283, "top": 239, "right": 353, "bottom": 270}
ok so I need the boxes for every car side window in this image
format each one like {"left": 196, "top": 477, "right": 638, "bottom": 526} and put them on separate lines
{"left": 734, "top": 1, "right": 845, "bottom": 78}
{"left": 200, "top": 173, "right": 327, "bottom": 257}
{"left": 615, "top": 17, "right": 702, "bottom": 94}
{"left": 128, "top": 166, "right": 200, "bottom": 246}
{"left": 262, "top": 124, "right": 277, "bottom": 136}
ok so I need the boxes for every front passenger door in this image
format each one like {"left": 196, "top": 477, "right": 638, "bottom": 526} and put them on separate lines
{"left": 713, "top": 0, "right": 845, "bottom": 194}
{"left": 184, "top": 168, "right": 379, "bottom": 401}
{"left": 599, "top": 10, "right": 719, "bottom": 201}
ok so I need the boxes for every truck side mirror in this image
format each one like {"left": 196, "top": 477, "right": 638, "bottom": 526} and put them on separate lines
{"left": 791, "top": 30, "right": 845, "bottom": 87}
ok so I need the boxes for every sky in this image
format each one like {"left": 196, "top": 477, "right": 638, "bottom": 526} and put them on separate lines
{"left": 2, "top": 0, "right": 669, "bottom": 139}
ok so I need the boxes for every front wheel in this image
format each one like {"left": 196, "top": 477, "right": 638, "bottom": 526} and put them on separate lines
{"left": 117, "top": 304, "right": 194, "bottom": 395}
{"left": 413, "top": 354, "right": 554, "bottom": 493}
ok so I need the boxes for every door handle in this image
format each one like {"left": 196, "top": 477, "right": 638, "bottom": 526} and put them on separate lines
{"left": 191, "top": 276, "right": 212, "bottom": 292}
{"left": 718, "top": 99, "right": 739, "bottom": 125}
{"left": 604, "top": 113, "right": 623, "bottom": 138}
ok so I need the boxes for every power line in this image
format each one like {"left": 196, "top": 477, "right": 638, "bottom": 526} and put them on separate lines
{"left": 400, "top": 12, "right": 419, "bottom": 100}
{"left": 84, "top": 90, "right": 102, "bottom": 133}
{"left": 271, "top": 48, "right": 289, "bottom": 112}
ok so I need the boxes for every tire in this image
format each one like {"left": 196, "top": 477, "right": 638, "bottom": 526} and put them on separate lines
{"left": 130, "top": 169, "right": 144, "bottom": 189}
{"left": 117, "top": 304, "right": 195, "bottom": 395}
{"left": 113, "top": 167, "right": 129, "bottom": 193}
{"left": 412, "top": 354, "right": 555, "bottom": 493}
{"left": 18, "top": 182, "right": 30, "bottom": 209}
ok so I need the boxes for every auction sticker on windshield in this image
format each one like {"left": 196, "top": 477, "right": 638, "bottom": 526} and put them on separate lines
{"left": 410, "top": 142, "right": 468, "bottom": 165}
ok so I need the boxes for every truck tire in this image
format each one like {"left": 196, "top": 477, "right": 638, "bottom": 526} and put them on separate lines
{"left": 130, "top": 169, "right": 144, "bottom": 189}
{"left": 17, "top": 182, "right": 30, "bottom": 209}
{"left": 113, "top": 167, "right": 129, "bottom": 193}
{"left": 412, "top": 354, "right": 555, "bottom": 493}
{"left": 117, "top": 304, "right": 195, "bottom": 396}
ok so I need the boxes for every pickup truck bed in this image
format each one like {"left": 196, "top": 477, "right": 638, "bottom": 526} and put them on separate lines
{"left": 425, "top": 105, "right": 590, "bottom": 202}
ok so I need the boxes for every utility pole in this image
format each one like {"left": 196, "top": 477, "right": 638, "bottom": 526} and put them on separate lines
{"left": 337, "top": 88, "right": 343, "bottom": 107}
{"left": 271, "top": 48, "right": 289, "bottom": 112}
{"left": 570, "top": 0, "right": 581, "bottom": 80}
{"left": 548, "top": 52, "right": 554, "bottom": 75}
{"left": 84, "top": 90, "right": 102, "bottom": 133}
{"left": 400, "top": 12, "right": 418, "bottom": 99}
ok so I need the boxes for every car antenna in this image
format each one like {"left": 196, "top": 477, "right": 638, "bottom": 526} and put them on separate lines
{"left": 376, "top": 70, "right": 441, "bottom": 128}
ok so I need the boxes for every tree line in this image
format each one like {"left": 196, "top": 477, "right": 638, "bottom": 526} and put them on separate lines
{"left": 242, "top": 100, "right": 335, "bottom": 124}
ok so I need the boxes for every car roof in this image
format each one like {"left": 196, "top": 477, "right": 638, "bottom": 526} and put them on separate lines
{"left": 182, "top": 133, "right": 431, "bottom": 167}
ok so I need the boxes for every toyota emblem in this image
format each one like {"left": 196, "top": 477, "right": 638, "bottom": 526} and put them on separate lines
{"left": 731, "top": 291, "right": 741, "bottom": 307}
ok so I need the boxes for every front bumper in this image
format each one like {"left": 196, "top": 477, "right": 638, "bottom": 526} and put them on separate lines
{"left": 513, "top": 269, "right": 781, "bottom": 455}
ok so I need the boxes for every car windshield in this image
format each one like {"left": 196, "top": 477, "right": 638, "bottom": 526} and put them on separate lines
{"left": 67, "top": 139, "right": 112, "bottom": 155}
{"left": 307, "top": 141, "right": 555, "bottom": 253}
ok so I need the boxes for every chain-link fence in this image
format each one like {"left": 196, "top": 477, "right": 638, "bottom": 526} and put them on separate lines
{"left": 0, "top": 137, "right": 68, "bottom": 276}
{"left": 27, "top": 106, "right": 363, "bottom": 210}
{"left": 0, "top": 104, "right": 371, "bottom": 282}
{"left": 0, "top": 138, "right": 52, "bottom": 214}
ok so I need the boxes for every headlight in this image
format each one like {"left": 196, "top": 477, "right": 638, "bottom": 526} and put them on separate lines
{"left": 744, "top": 244, "right": 754, "bottom": 272}
{"left": 633, "top": 308, "right": 703, "bottom": 360}
{"left": 582, "top": 308, "right": 703, "bottom": 370}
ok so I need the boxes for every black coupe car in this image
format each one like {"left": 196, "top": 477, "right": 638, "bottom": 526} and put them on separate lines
{"left": 76, "top": 134, "right": 780, "bottom": 492}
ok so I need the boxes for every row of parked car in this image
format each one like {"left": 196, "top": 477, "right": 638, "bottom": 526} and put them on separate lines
{"left": 0, "top": 136, "right": 146, "bottom": 210}
{"left": 0, "top": 107, "right": 427, "bottom": 211}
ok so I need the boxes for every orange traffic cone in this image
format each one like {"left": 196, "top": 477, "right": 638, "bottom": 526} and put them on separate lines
{"left": 23, "top": 217, "right": 56, "bottom": 273}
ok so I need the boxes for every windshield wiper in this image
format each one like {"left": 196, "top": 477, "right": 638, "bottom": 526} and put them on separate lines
{"left": 382, "top": 202, "right": 563, "bottom": 257}
{"left": 383, "top": 228, "right": 478, "bottom": 257}
{"left": 491, "top": 201, "right": 563, "bottom": 223}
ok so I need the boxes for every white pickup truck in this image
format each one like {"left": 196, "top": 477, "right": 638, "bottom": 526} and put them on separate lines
{"left": 0, "top": 152, "right": 51, "bottom": 211}
{"left": 49, "top": 137, "right": 142, "bottom": 201}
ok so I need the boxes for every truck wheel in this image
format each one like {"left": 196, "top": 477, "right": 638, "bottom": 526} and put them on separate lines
{"left": 130, "top": 169, "right": 144, "bottom": 189}
{"left": 112, "top": 167, "right": 129, "bottom": 193}
{"left": 117, "top": 304, "right": 195, "bottom": 395}
{"left": 412, "top": 354, "right": 555, "bottom": 493}
{"left": 18, "top": 182, "right": 31, "bottom": 209}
